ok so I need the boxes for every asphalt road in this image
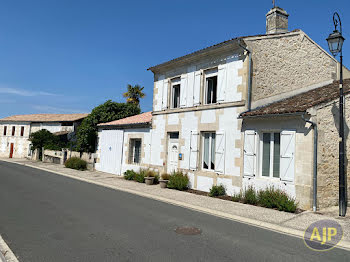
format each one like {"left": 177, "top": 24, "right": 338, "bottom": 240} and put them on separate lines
{"left": 0, "top": 161, "right": 349, "bottom": 262}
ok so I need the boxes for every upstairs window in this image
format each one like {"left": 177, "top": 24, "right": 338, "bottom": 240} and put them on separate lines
{"left": 21, "top": 127, "right": 25, "bottom": 137}
{"left": 202, "top": 132, "right": 216, "bottom": 170}
{"left": 261, "top": 132, "right": 280, "bottom": 178}
{"left": 12, "top": 126, "right": 15, "bottom": 136}
{"left": 204, "top": 68, "right": 218, "bottom": 104}
{"left": 129, "top": 139, "right": 142, "bottom": 164}
{"left": 171, "top": 78, "right": 181, "bottom": 109}
{"left": 3, "top": 126, "right": 7, "bottom": 136}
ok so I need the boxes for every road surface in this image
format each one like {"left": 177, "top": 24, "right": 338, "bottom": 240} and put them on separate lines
{"left": 0, "top": 160, "right": 349, "bottom": 261}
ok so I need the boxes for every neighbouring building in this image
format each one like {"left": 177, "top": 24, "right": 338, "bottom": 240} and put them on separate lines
{"left": 0, "top": 113, "right": 88, "bottom": 159}
{"left": 96, "top": 6, "right": 350, "bottom": 210}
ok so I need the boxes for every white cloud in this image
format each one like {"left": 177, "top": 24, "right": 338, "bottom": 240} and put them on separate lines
{"left": 0, "top": 87, "right": 60, "bottom": 97}
{"left": 32, "top": 105, "right": 87, "bottom": 114}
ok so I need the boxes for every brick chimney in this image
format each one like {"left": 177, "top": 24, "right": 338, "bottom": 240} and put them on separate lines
{"left": 266, "top": 6, "right": 289, "bottom": 34}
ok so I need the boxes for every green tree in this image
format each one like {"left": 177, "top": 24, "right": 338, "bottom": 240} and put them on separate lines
{"left": 76, "top": 100, "right": 140, "bottom": 152}
{"left": 29, "top": 129, "right": 63, "bottom": 157}
{"left": 123, "top": 84, "right": 145, "bottom": 107}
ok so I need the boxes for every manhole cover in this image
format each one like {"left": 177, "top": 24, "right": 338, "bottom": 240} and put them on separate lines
{"left": 175, "top": 227, "right": 202, "bottom": 235}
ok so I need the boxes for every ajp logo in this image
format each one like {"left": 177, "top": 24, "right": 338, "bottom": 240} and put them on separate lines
{"left": 304, "top": 219, "right": 343, "bottom": 251}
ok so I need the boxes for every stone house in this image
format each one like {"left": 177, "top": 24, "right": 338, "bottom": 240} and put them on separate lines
{"left": 96, "top": 6, "right": 350, "bottom": 210}
{"left": 0, "top": 113, "right": 88, "bottom": 159}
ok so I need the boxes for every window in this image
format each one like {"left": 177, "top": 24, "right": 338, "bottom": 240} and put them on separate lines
{"left": 12, "top": 126, "right": 15, "bottom": 136}
{"left": 171, "top": 78, "right": 181, "bottom": 108}
{"left": 21, "top": 127, "right": 25, "bottom": 137}
{"left": 204, "top": 69, "right": 218, "bottom": 104}
{"left": 3, "top": 126, "right": 7, "bottom": 136}
{"left": 202, "top": 132, "right": 216, "bottom": 170}
{"left": 261, "top": 132, "right": 280, "bottom": 178}
{"left": 129, "top": 139, "right": 142, "bottom": 164}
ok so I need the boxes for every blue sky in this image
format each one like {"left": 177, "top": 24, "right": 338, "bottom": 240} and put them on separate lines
{"left": 0, "top": 0, "right": 348, "bottom": 118}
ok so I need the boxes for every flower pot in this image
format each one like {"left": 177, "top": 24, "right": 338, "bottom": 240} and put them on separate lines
{"left": 159, "top": 180, "right": 169, "bottom": 188}
{"left": 145, "top": 177, "right": 155, "bottom": 185}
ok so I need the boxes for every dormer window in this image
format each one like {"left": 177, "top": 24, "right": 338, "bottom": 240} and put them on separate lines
{"left": 171, "top": 78, "right": 181, "bottom": 109}
{"left": 204, "top": 68, "right": 218, "bottom": 105}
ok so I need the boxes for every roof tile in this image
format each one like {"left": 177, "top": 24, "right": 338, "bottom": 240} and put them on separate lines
{"left": 241, "top": 79, "right": 350, "bottom": 117}
{"left": 98, "top": 112, "right": 152, "bottom": 127}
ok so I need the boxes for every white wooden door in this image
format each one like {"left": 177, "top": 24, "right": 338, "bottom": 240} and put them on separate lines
{"left": 99, "top": 130, "right": 124, "bottom": 175}
{"left": 167, "top": 140, "right": 179, "bottom": 174}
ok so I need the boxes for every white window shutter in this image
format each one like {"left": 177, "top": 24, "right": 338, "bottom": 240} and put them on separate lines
{"left": 280, "top": 131, "right": 295, "bottom": 182}
{"left": 180, "top": 74, "right": 187, "bottom": 107}
{"left": 243, "top": 130, "right": 257, "bottom": 177}
{"left": 162, "top": 79, "right": 169, "bottom": 110}
{"left": 217, "top": 64, "right": 227, "bottom": 102}
{"left": 189, "top": 131, "right": 199, "bottom": 170}
{"left": 193, "top": 70, "right": 202, "bottom": 106}
{"left": 187, "top": 70, "right": 195, "bottom": 107}
{"left": 215, "top": 131, "right": 225, "bottom": 174}
{"left": 155, "top": 78, "right": 163, "bottom": 111}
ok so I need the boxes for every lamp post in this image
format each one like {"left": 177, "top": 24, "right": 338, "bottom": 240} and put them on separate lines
{"left": 326, "top": 12, "right": 346, "bottom": 217}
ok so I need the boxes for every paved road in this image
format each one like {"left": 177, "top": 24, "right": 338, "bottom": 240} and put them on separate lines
{"left": 0, "top": 161, "right": 349, "bottom": 262}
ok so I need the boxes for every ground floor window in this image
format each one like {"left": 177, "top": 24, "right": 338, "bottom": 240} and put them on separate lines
{"left": 129, "top": 139, "right": 141, "bottom": 164}
{"left": 261, "top": 132, "right": 280, "bottom": 178}
{"left": 202, "top": 132, "right": 216, "bottom": 170}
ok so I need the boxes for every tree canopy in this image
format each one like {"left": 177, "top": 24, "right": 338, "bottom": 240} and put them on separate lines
{"left": 29, "top": 129, "right": 63, "bottom": 151}
{"left": 123, "top": 84, "right": 145, "bottom": 107}
{"left": 76, "top": 100, "right": 140, "bottom": 152}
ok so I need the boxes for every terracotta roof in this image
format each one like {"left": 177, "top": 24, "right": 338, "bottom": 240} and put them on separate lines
{"left": 147, "top": 30, "right": 301, "bottom": 71}
{"left": 0, "top": 113, "right": 89, "bottom": 122}
{"left": 241, "top": 79, "right": 350, "bottom": 117}
{"left": 98, "top": 112, "right": 152, "bottom": 127}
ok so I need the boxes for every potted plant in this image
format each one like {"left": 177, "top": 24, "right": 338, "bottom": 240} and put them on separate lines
{"left": 159, "top": 173, "right": 170, "bottom": 188}
{"left": 144, "top": 170, "right": 157, "bottom": 185}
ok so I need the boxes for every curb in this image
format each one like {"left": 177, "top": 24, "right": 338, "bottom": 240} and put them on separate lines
{"left": 0, "top": 234, "right": 19, "bottom": 262}
{"left": 3, "top": 159, "right": 350, "bottom": 251}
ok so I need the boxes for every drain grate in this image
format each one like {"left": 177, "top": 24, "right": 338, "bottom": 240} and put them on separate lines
{"left": 175, "top": 227, "right": 202, "bottom": 235}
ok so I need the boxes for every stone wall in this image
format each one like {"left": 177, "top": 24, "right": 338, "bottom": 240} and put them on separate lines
{"left": 316, "top": 95, "right": 350, "bottom": 208}
{"left": 246, "top": 32, "right": 338, "bottom": 101}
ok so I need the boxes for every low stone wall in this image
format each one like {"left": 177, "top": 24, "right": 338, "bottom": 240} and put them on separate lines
{"left": 43, "top": 149, "right": 96, "bottom": 170}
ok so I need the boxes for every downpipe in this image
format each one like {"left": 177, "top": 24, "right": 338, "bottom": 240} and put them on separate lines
{"left": 302, "top": 114, "right": 318, "bottom": 212}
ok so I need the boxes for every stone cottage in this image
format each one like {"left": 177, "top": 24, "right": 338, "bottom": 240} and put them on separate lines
{"left": 0, "top": 113, "right": 88, "bottom": 159}
{"left": 96, "top": 6, "right": 350, "bottom": 210}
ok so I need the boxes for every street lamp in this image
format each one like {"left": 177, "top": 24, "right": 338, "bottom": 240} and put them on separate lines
{"left": 326, "top": 12, "right": 346, "bottom": 217}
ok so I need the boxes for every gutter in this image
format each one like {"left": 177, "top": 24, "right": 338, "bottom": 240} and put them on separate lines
{"left": 302, "top": 113, "right": 318, "bottom": 212}
{"left": 238, "top": 40, "right": 252, "bottom": 111}
{"left": 239, "top": 112, "right": 304, "bottom": 119}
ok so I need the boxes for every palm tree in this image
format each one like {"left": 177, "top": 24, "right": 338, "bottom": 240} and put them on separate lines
{"left": 123, "top": 84, "right": 145, "bottom": 107}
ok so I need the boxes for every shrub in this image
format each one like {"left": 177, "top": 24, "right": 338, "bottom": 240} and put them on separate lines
{"left": 160, "top": 173, "right": 170, "bottom": 180}
{"left": 124, "top": 170, "right": 136, "bottom": 180}
{"left": 167, "top": 171, "right": 189, "bottom": 191}
{"left": 257, "top": 187, "right": 297, "bottom": 213}
{"left": 243, "top": 186, "right": 258, "bottom": 205}
{"left": 134, "top": 169, "right": 146, "bottom": 183}
{"left": 232, "top": 191, "right": 243, "bottom": 202}
{"left": 209, "top": 185, "right": 226, "bottom": 197}
{"left": 65, "top": 157, "right": 87, "bottom": 171}
{"left": 145, "top": 170, "right": 156, "bottom": 177}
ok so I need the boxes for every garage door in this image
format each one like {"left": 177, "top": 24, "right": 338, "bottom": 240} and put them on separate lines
{"left": 99, "top": 129, "right": 124, "bottom": 175}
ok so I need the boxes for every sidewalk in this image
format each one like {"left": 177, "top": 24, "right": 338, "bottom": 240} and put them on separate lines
{"left": 3, "top": 158, "right": 350, "bottom": 249}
